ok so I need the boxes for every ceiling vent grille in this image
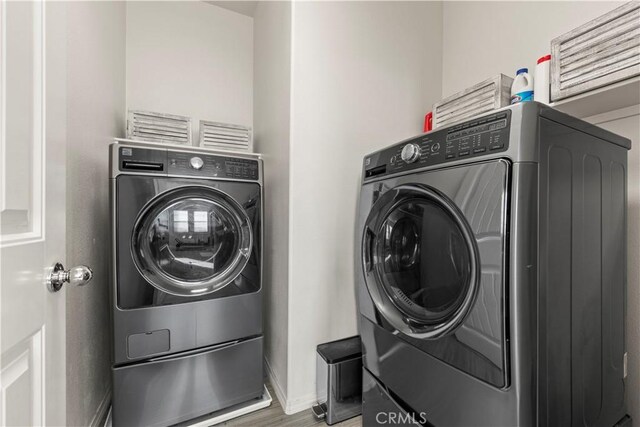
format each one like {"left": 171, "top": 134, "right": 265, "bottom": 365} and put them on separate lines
{"left": 199, "top": 120, "right": 252, "bottom": 152}
{"left": 551, "top": 1, "right": 640, "bottom": 101}
{"left": 432, "top": 74, "right": 513, "bottom": 129}
{"left": 127, "top": 110, "right": 192, "bottom": 145}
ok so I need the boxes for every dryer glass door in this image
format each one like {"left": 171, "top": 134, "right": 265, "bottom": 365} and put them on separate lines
{"left": 131, "top": 186, "right": 252, "bottom": 296}
{"left": 363, "top": 184, "right": 480, "bottom": 339}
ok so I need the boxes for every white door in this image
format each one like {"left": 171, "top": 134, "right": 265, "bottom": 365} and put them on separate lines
{"left": 0, "top": 2, "right": 88, "bottom": 425}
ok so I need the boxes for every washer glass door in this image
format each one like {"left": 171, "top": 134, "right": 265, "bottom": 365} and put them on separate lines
{"left": 363, "top": 184, "right": 480, "bottom": 339}
{"left": 131, "top": 186, "right": 252, "bottom": 296}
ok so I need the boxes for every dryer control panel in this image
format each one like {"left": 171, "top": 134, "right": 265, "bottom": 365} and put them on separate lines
{"left": 363, "top": 110, "right": 511, "bottom": 180}
{"left": 116, "top": 146, "right": 259, "bottom": 181}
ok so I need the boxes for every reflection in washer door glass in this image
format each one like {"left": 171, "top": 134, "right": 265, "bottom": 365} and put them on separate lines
{"left": 193, "top": 210, "right": 209, "bottom": 232}
{"left": 147, "top": 199, "right": 239, "bottom": 284}
{"left": 173, "top": 210, "right": 189, "bottom": 233}
{"left": 375, "top": 199, "right": 472, "bottom": 325}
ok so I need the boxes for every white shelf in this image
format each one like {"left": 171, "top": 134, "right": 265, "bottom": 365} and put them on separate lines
{"left": 550, "top": 76, "right": 640, "bottom": 119}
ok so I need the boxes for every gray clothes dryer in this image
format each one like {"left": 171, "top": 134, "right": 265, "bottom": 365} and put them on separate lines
{"left": 356, "top": 102, "right": 631, "bottom": 426}
{"left": 109, "top": 142, "right": 263, "bottom": 427}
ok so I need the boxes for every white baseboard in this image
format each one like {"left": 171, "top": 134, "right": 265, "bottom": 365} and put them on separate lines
{"left": 282, "top": 391, "right": 317, "bottom": 415}
{"left": 264, "top": 357, "right": 317, "bottom": 415}
{"left": 188, "top": 386, "right": 272, "bottom": 426}
{"left": 264, "top": 357, "right": 288, "bottom": 409}
{"left": 90, "top": 388, "right": 111, "bottom": 427}
{"left": 103, "top": 408, "right": 112, "bottom": 427}
{"left": 102, "top": 387, "right": 271, "bottom": 427}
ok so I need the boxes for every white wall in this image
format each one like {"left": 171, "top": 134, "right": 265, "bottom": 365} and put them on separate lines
{"left": 442, "top": 1, "right": 626, "bottom": 97}
{"left": 65, "top": 2, "right": 126, "bottom": 426}
{"left": 253, "top": 0, "right": 292, "bottom": 404}
{"left": 126, "top": 1, "right": 253, "bottom": 141}
{"left": 441, "top": 2, "right": 639, "bottom": 421}
{"left": 285, "top": 0, "right": 443, "bottom": 413}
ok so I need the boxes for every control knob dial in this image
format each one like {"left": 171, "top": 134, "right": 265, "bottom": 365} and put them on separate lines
{"left": 189, "top": 156, "right": 204, "bottom": 170}
{"left": 401, "top": 143, "right": 420, "bottom": 163}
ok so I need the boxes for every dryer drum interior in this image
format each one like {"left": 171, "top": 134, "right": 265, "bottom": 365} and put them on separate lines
{"left": 131, "top": 185, "right": 253, "bottom": 296}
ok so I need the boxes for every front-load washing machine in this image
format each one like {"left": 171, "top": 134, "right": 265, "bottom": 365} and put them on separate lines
{"left": 356, "top": 102, "right": 631, "bottom": 426}
{"left": 109, "top": 141, "right": 263, "bottom": 426}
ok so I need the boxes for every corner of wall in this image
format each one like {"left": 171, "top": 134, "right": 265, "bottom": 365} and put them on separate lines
{"left": 283, "top": 392, "right": 317, "bottom": 416}
{"left": 264, "top": 356, "right": 288, "bottom": 413}
{"left": 253, "top": 0, "right": 293, "bottom": 412}
{"left": 285, "top": 0, "right": 297, "bottom": 414}
{"left": 266, "top": 352, "right": 315, "bottom": 415}
{"left": 438, "top": 0, "right": 446, "bottom": 102}
{"left": 123, "top": 1, "right": 129, "bottom": 125}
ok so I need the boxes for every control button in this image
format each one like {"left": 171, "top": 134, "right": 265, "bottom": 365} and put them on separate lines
{"left": 446, "top": 153, "right": 456, "bottom": 159}
{"left": 473, "top": 147, "right": 486, "bottom": 154}
{"left": 490, "top": 144, "right": 505, "bottom": 151}
{"left": 431, "top": 143, "right": 441, "bottom": 153}
{"left": 462, "top": 123, "right": 469, "bottom": 129}
{"left": 459, "top": 150, "right": 470, "bottom": 157}
{"left": 189, "top": 156, "right": 204, "bottom": 170}
{"left": 401, "top": 143, "right": 421, "bottom": 163}
{"left": 497, "top": 112, "right": 507, "bottom": 119}
{"left": 478, "top": 119, "right": 487, "bottom": 124}
{"left": 487, "top": 115, "right": 497, "bottom": 122}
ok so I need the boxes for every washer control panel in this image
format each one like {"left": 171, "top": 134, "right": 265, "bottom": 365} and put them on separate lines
{"left": 168, "top": 151, "right": 259, "bottom": 180}
{"left": 117, "top": 146, "right": 259, "bottom": 180}
{"left": 364, "top": 110, "right": 511, "bottom": 180}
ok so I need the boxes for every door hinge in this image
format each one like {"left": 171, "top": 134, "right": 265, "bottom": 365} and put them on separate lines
{"left": 624, "top": 352, "right": 628, "bottom": 379}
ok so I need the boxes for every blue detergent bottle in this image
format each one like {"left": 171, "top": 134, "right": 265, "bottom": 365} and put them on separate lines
{"left": 510, "top": 68, "right": 534, "bottom": 104}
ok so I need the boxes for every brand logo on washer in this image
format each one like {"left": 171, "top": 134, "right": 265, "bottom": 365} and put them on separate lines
{"left": 122, "top": 148, "right": 133, "bottom": 156}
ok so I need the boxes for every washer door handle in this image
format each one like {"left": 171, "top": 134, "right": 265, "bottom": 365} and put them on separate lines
{"left": 46, "top": 262, "right": 93, "bottom": 292}
{"left": 363, "top": 228, "right": 375, "bottom": 272}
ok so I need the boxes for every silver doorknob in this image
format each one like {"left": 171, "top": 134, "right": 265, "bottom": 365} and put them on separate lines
{"left": 46, "top": 262, "right": 93, "bottom": 292}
